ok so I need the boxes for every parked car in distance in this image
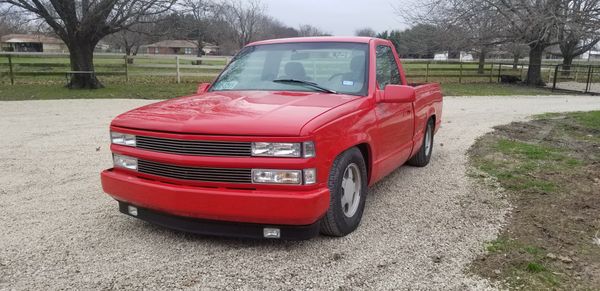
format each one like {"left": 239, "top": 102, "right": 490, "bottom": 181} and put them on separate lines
{"left": 101, "top": 37, "right": 443, "bottom": 240}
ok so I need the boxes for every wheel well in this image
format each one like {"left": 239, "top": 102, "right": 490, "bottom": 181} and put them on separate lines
{"left": 430, "top": 114, "right": 436, "bottom": 125}
{"left": 355, "top": 143, "right": 372, "bottom": 183}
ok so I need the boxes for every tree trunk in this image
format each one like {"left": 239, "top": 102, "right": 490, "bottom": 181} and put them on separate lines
{"left": 67, "top": 40, "right": 103, "bottom": 89}
{"left": 561, "top": 55, "right": 574, "bottom": 77}
{"left": 478, "top": 47, "right": 487, "bottom": 74}
{"left": 125, "top": 47, "right": 134, "bottom": 64}
{"left": 196, "top": 40, "right": 205, "bottom": 57}
{"left": 525, "top": 44, "right": 545, "bottom": 86}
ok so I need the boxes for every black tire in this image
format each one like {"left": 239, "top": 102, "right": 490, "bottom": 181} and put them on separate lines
{"left": 407, "top": 118, "right": 435, "bottom": 167}
{"left": 320, "top": 147, "right": 368, "bottom": 237}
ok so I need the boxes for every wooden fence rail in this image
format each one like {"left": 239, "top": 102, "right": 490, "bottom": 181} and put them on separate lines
{"left": 0, "top": 53, "right": 560, "bottom": 85}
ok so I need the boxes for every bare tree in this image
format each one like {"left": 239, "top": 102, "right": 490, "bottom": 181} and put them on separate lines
{"left": 554, "top": 0, "right": 600, "bottom": 74}
{"left": 0, "top": 7, "right": 30, "bottom": 35}
{"left": 256, "top": 16, "right": 298, "bottom": 40}
{"left": 400, "top": 0, "right": 566, "bottom": 85}
{"left": 355, "top": 27, "right": 377, "bottom": 37}
{"left": 179, "top": 0, "right": 224, "bottom": 57}
{"left": 298, "top": 24, "right": 330, "bottom": 37}
{"left": 499, "top": 41, "right": 529, "bottom": 69}
{"left": 398, "top": 0, "right": 508, "bottom": 73}
{"left": 104, "top": 22, "right": 157, "bottom": 63}
{"left": 479, "top": 0, "right": 565, "bottom": 85}
{"left": 219, "top": 0, "right": 265, "bottom": 49}
{"left": 1, "top": 0, "right": 176, "bottom": 88}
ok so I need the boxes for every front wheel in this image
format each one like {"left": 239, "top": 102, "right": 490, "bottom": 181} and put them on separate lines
{"left": 408, "top": 118, "right": 435, "bottom": 167}
{"left": 320, "top": 148, "right": 368, "bottom": 237}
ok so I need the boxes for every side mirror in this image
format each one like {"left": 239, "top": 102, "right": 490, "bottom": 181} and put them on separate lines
{"left": 382, "top": 85, "right": 416, "bottom": 103}
{"left": 197, "top": 83, "right": 211, "bottom": 94}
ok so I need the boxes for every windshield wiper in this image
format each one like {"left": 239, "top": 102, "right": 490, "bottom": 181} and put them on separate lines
{"left": 273, "top": 79, "right": 337, "bottom": 94}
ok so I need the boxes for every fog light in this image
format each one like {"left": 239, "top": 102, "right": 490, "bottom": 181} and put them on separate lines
{"left": 252, "top": 169, "right": 302, "bottom": 184}
{"left": 263, "top": 228, "right": 281, "bottom": 238}
{"left": 127, "top": 205, "right": 138, "bottom": 216}
{"left": 113, "top": 154, "right": 138, "bottom": 171}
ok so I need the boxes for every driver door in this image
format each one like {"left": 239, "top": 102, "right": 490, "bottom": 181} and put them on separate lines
{"left": 374, "top": 44, "right": 415, "bottom": 176}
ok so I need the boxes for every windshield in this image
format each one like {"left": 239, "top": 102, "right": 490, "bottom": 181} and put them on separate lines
{"left": 210, "top": 42, "right": 369, "bottom": 96}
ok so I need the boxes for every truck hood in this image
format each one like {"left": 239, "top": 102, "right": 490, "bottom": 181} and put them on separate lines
{"left": 112, "top": 90, "right": 360, "bottom": 136}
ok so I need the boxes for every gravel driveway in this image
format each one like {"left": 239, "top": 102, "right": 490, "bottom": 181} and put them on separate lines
{"left": 1, "top": 95, "right": 600, "bottom": 290}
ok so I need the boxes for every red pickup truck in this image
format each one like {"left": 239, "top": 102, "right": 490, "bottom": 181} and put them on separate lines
{"left": 101, "top": 37, "right": 443, "bottom": 240}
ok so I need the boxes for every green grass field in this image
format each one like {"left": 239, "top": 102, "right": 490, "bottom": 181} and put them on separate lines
{"left": 0, "top": 82, "right": 562, "bottom": 101}
{"left": 441, "top": 83, "right": 561, "bottom": 96}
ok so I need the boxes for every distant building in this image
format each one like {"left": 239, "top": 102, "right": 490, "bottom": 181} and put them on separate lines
{"left": 95, "top": 41, "right": 110, "bottom": 52}
{"left": 0, "top": 34, "right": 68, "bottom": 53}
{"left": 433, "top": 51, "right": 473, "bottom": 61}
{"left": 433, "top": 52, "right": 448, "bottom": 61}
{"left": 582, "top": 50, "right": 600, "bottom": 60}
{"left": 141, "top": 40, "right": 219, "bottom": 55}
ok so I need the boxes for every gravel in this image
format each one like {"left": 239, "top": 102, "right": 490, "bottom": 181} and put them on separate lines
{"left": 1, "top": 95, "right": 600, "bottom": 290}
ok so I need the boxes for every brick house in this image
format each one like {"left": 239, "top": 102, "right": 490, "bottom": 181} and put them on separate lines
{"left": 0, "top": 34, "right": 68, "bottom": 53}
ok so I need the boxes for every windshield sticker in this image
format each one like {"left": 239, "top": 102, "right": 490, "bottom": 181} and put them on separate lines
{"left": 342, "top": 80, "right": 354, "bottom": 86}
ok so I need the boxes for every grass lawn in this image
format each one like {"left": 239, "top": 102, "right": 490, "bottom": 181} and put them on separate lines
{"left": 0, "top": 82, "right": 567, "bottom": 101}
{"left": 469, "top": 111, "right": 600, "bottom": 289}
{"left": 441, "top": 83, "right": 563, "bottom": 96}
{"left": 0, "top": 83, "right": 198, "bottom": 101}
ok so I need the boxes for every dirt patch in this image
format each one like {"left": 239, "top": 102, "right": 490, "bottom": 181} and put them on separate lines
{"left": 468, "top": 111, "right": 600, "bottom": 289}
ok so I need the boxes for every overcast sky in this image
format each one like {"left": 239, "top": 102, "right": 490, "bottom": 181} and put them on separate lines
{"left": 262, "top": 0, "right": 408, "bottom": 36}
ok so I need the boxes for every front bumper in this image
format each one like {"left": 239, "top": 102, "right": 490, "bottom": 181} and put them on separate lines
{"left": 118, "top": 201, "right": 321, "bottom": 240}
{"left": 101, "top": 169, "right": 330, "bottom": 226}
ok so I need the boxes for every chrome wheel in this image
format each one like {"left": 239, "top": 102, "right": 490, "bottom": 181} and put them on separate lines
{"left": 424, "top": 123, "right": 432, "bottom": 157}
{"left": 341, "top": 163, "right": 361, "bottom": 218}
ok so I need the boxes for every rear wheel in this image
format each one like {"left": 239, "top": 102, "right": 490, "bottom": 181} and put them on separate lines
{"left": 408, "top": 118, "right": 435, "bottom": 167}
{"left": 320, "top": 148, "right": 368, "bottom": 237}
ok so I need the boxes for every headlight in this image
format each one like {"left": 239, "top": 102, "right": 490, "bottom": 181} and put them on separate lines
{"left": 113, "top": 154, "right": 138, "bottom": 170}
{"left": 111, "top": 131, "right": 136, "bottom": 147}
{"left": 252, "top": 169, "right": 302, "bottom": 184}
{"left": 251, "top": 142, "right": 315, "bottom": 158}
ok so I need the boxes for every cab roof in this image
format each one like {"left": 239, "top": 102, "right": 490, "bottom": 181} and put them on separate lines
{"left": 247, "top": 37, "right": 375, "bottom": 46}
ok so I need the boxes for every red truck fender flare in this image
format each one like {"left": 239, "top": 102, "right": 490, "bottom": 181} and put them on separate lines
{"left": 325, "top": 134, "right": 374, "bottom": 184}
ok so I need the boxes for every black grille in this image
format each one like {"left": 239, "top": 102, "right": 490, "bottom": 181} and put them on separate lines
{"left": 138, "top": 160, "right": 252, "bottom": 183}
{"left": 136, "top": 136, "right": 252, "bottom": 157}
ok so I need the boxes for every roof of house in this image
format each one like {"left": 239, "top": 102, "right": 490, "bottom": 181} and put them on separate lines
{"left": 141, "top": 40, "right": 218, "bottom": 48}
{"left": 142, "top": 40, "right": 198, "bottom": 48}
{"left": 0, "top": 34, "right": 64, "bottom": 44}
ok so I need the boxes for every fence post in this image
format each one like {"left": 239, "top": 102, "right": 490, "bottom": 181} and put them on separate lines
{"left": 459, "top": 62, "right": 463, "bottom": 84}
{"left": 585, "top": 66, "right": 592, "bottom": 93}
{"left": 124, "top": 55, "right": 129, "bottom": 83}
{"left": 7, "top": 54, "right": 14, "bottom": 85}
{"left": 552, "top": 65, "right": 559, "bottom": 91}
{"left": 175, "top": 56, "right": 181, "bottom": 84}
{"left": 425, "top": 62, "right": 429, "bottom": 83}
{"left": 520, "top": 64, "right": 524, "bottom": 80}
{"left": 489, "top": 63, "right": 494, "bottom": 83}
{"left": 497, "top": 63, "right": 502, "bottom": 82}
